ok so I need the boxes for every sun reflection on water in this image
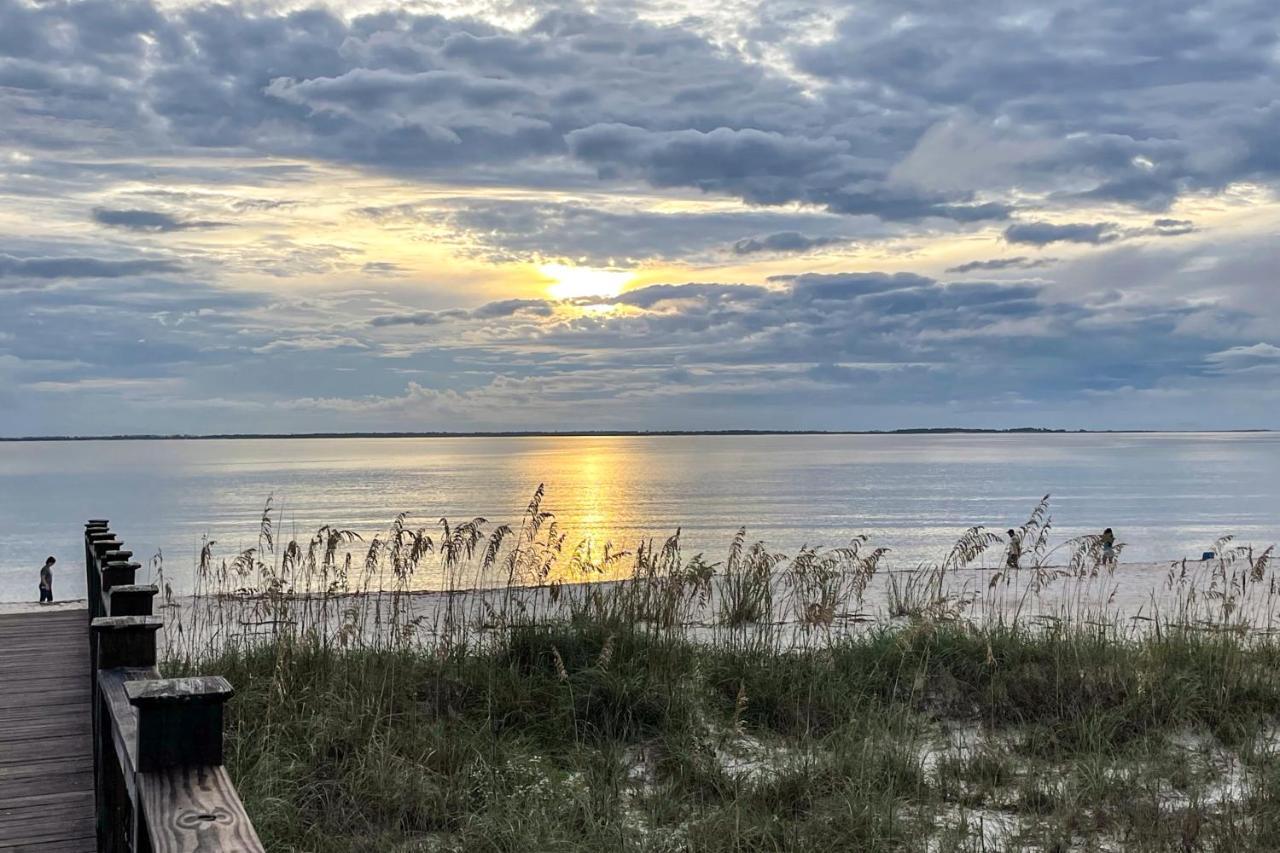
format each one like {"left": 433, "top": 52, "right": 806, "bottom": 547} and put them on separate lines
{"left": 509, "top": 437, "right": 643, "bottom": 583}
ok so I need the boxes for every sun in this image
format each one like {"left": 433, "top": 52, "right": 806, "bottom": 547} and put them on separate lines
{"left": 540, "top": 263, "right": 632, "bottom": 300}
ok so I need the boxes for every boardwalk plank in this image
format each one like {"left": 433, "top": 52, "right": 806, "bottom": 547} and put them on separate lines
{"left": 0, "top": 609, "right": 96, "bottom": 852}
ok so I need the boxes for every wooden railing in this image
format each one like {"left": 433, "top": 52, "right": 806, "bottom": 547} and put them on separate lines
{"left": 84, "top": 520, "right": 265, "bottom": 852}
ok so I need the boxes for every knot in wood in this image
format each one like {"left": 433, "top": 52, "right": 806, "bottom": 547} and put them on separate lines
{"left": 177, "top": 807, "right": 233, "bottom": 828}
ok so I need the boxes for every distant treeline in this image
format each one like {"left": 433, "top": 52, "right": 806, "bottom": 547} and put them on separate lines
{"left": 1, "top": 428, "right": 1270, "bottom": 441}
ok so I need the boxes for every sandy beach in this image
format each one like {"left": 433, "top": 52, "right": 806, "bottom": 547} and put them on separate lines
{"left": 120, "top": 556, "right": 1274, "bottom": 660}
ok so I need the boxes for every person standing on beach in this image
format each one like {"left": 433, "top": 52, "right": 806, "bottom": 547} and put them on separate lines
{"left": 1100, "top": 528, "right": 1116, "bottom": 567}
{"left": 1005, "top": 530, "right": 1022, "bottom": 570}
{"left": 1003, "top": 527, "right": 1024, "bottom": 568}
{"left": 38, "top": 556, "right": 56, "bottom": 603}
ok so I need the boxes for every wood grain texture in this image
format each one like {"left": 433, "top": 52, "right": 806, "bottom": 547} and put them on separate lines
{"left": 139, "top": 766, "right": 265, "bottom": 853}
{"left": 0, "top": 609, "right": 96, "bottom": 852}
{"left": 98, "top": 665, "right": 158, "bottom": 807}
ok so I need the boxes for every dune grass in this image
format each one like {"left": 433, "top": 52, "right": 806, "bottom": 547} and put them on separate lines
{"left": 163, "top": 492, "right": 1280, "bottom": 852}
{"left": 184, "top": 620, "right": 1280, "bottom": 852}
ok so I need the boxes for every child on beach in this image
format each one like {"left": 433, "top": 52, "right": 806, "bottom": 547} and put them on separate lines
{"left": 1100, "top": 528, "right": 1116, "bottom": 567}
{"left": 38, "top": 556, "right": 56, "bottom": 603}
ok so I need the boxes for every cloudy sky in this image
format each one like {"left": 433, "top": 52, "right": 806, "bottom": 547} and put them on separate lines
{"left": 2, "top": 0, "right": 1278, "bottom": 435}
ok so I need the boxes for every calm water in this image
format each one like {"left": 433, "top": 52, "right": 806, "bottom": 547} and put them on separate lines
{"left": 1, "top": 433, "right": 1277, "bottom": 602}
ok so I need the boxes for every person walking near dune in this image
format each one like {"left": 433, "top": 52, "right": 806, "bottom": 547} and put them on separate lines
{"left": 38, "top": 556, "right": 56, "bottom": 603}
{"left": 1005, "top": 530, "right": 1022, "bottom": 570}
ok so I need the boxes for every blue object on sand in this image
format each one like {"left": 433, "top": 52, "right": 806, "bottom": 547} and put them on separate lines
{"left": 1201, "top": 551, "right": 1215, "bottom": 561}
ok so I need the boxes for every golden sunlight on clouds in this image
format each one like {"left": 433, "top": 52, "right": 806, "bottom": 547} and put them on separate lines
{"left": 539, "top": 263, "right": 633, "bottom": 300}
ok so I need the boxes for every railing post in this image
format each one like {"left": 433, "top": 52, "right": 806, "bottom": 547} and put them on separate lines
{"left": 84, "top": 520, "right": 111, "bottom": 851}
{"left": 126, "top": 677, "right": 235, "bottom": 771}
{"left": 93, "top": 615, "right": 163, "bottom": 670}
{"left": 92, "top": 616, "right": 161, "bottom": 853}
{"left": 89, "top": 532, "right": 121, "bottom": 555}
{"left": 104, "top": 549, "right": 135, "bottom": 568}
{"left": 87, "top": 530, "right": 121, "bottom": 626}
{"left": 85, "top": 522, "right": 112, "bottom": 661}
{"left": 91, "top": 533, "right": 123, "bottom": 557}
{"left": 92, "top": 539, "right": 124, "bottom": 573}
{"left": 109, "top": 584, "right": 160, "bottom": 617}
{"left": 85, "top": 521, "right": 110, "bottom": 621}
{"left": 102, "top": 560, "right": 141, "bottom": 598}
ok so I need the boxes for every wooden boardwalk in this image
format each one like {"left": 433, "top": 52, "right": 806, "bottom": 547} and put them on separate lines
{"left": 0, "top": 607, "right": 95, "bottom": 852}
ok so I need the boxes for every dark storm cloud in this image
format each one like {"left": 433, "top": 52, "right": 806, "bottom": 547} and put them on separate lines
{"left": 91, "top": 207, "right": 227, "bottom": 233}
{"left": 1151, "top": 219, "right": 1197, "bottom": 236}
{"left": 369, "top": 298, "right": 552, "bottom": 327}
{"left": 470, "top": 299, "right": 557, "bottom": 320}
{"left": 565, "top": 123, "right": 842, "bottom": 194}
{"left": 792, "top": 0, "right": 1280, "bottom": 209}
{"left": 613, "top": 283, "right": 770, "bottom": 310}
{"left": 264, "top": 69, "right": 535, "bottom": 112}
{"left": 346, "top": 270, "right": 1220, "bottom": 418}
{"left": 4, "top": 247, "right": 1271, "bottom": 432}
{"left": 374, "top": 273, "right": 1049, "bottom": 367}
{"left": 369, "top": 309, "right": 473, "bottom": 328}
{"left": 1004, "top": 219, "right": 1202, "bottom": 247}
{"left": 1004, "top": 222, "right": 1119, "bottom": 246}
{"left": 0, "top": 2, "right": 1018, "bottom": 227}
{"left": 732, "top": 232, "right": 849, "bottom": 255}
{"left": 430, "top": 200, "right": 858, "bottom": 264}
{"left": 5, "top": 0, "right": 1279, "bottom": 230}
{"left": 946, "top": 257, "right": 1056, "bottom": 274}
{"left": 566, "top": 123, "right": 1010, "bottom": 221}
{"left": 0, "top": 253, "right": 180, "bottom": 280}
{"left": 789, "top": 272, "right": 934, "bottom": 303}
{"left": 571, "top": 274, "right": 1221, "bottom": 407}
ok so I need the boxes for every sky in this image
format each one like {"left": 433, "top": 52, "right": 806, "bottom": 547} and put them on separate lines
{"left": 1, "top": 0, "right": 1278, "bottom": 435}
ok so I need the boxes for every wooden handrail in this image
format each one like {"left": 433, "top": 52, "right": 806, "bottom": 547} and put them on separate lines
{"left": 84, "top": 522, "right": 265, "bottom": 852}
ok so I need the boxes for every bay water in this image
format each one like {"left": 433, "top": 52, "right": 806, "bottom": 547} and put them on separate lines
{"left": 1, "top": 432, "right": 1276, "bottom": 602}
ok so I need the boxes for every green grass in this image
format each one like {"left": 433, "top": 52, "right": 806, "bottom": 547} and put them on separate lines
{"left": 160, "top": 495, "right": 1280, "bottom": 850}
{"left": 179, "top": 619, "right": 1280, "bottom": 852}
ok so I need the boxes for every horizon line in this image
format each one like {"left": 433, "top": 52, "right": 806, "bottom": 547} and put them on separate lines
{"left": 0, "top": 427, "right": 1274, "bottom": 442}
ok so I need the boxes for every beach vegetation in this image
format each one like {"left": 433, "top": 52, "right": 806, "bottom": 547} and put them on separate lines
{"left": 162, "top": 492, "right": 1280, "bottom": 852}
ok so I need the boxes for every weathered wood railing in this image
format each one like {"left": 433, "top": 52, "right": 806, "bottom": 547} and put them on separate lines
{"left": 84, "top": 520, "right": 265, "bottom": 852}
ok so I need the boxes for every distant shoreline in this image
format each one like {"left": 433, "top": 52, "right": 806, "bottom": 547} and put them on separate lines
{"left": 0, "top": 428, "right": 1272, "bottom": 442}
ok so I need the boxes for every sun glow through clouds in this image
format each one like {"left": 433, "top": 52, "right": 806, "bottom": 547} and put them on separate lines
{"left": 540, "top": 263, "right": 633, "bottom": 300}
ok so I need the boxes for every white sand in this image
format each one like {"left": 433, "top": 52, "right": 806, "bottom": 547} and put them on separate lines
{"left": 0, "top": 598, "right": 89, "bottom": 616}
{"left": 145, "top": 557, "right": 1280, "bottom": 660}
